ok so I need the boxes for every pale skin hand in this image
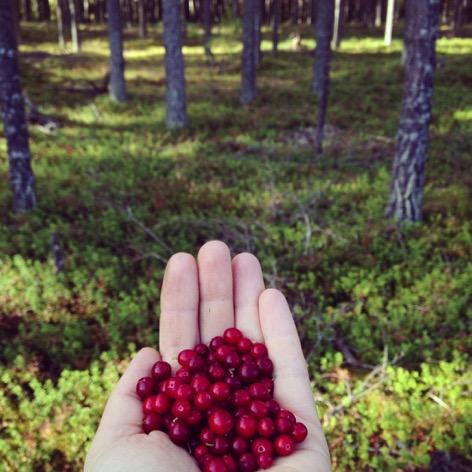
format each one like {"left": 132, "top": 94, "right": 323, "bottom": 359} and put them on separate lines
{"left": 85, "top": 241, "right": 331, "bottom": 472}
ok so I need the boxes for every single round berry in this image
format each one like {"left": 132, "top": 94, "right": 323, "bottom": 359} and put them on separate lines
{"left": 200, "top": 426, "right": 215, "bottom": 444}
{"left": 249, "top": 399, "right": 269, "bottom": 418}
{"left": 222, "top": 454, "right": 237, "bottom": 471}
{"left": 142, "top": 412, "right": 162, "bottom": 433}
{"left": 258, "top": 417, "right": 276, "bottom": 437}
{"left": 162, "top": 377, "right": 182, "bottom": 399}
{"left": 252, "top": 437, "right": 273, "bottom": 455}
{"left": 186, "top": 409, "right": 203, "bottom": 426}
{"left": 261, "top": 378, "right": 274, "bottom": 395}
{"left": 274, "top": 434, "right": 295, "bottom": 456}
{"left": 233, "top": 389, "right": 251, "bottom": 407}
{"left": 215, "top": 345, "right": 233, "bottom": 362}
{"left": 178, "top": 349, "right": 197, "bottom": 367}
{"left": 195, "top": 343, "right": 210, "bottom": 357}
{"left": 210, "top": 336, "right": 225, "bottom": 351}
{"left": 223, "top": 327, "right": 243, "bottom": 345}
{"left": 169, "top": 420, "right": 190, "bottom": 445}
{"left": 175, "top": 366, "right": 192, "bottom": 383}
{"left": 195, "top": 391, "right": 214, "bottom": 411}
{"left": 210, "top": 381, "right": 231, "bottom": 401}
{"left": 266, "top": 398, "right": 280, "bottom": 417}
{"left": 151, "top": 361, "right": 171, "bottom": 381}
{"left": 237, "top": 337, "right": 253, "bottom": 353}
{"left": 136, "top": 377, "right": 156, "bottom": 399}
{"left": 279, "top": 409, "right": 296, "bottom": 424}
{"left": 249, "top": 382, "right": 269, "bottom": 400}
{"left": 209, "top": 409, "right": 234, "bottom": 435}
{"left": 171, "top": 399, "right": 192, "bottom": 419}
{"left": 238, "top": 452, "right": 258, "bottom": 472}
{"left": 204, "top": 457, "right": 227, "bottom": 472}
{"left": 238, "top": 363, "right": 260, "bottom": 384}
{"left": 251, "top": 343, "right": 268, "bottom": 358}
{"left": 231, "top": 436, "right": 249, "bottom": 456}
{"left": 292, "top": 422, "right": 308, "bottom": 443}
{"left": 192, "top": 373, "right": 211, "bottom": 392}
{"left": 276, "top": 416, "right": 293, "bottom": 434}
{"left": 225, "top": 375, "right": 242, "bottom": 391}
{"left": 224, "top": 351, "right": 241, "bottom": 368}
{"left": 257, "top": 452, "right": 274, "bottom": 469}
{"left": 194, "top": 444, "right": 209, "bottom": 462}
{"left": 142, "top": 395, "right": 155, "bottom": 414}
{"left": 256, "top": 357, "right": 274, "bottom": 377}
{"left": 188, "top": 354, "right": 205, "bottom": 372}
{"left": 236, "top": 414, "right": 258, "bottom": 438}
{"left": 152, "top": 393, "right": 171, "bottom": 414}
{"left": 176, "top": 383, "right": 193, "bottom": 400}
{"left": 209, "top": 363, "right": 226, "bottom": 381}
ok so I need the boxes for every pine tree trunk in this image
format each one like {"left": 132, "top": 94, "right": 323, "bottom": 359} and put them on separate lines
{"left": 272, "top": 0, "right": 280, "bottom": 54}
{"left": 384, "top": 0, "right": 394, "bottom": 45}
{"left": 254, "top": 0, "right": 262, "bottom": 65}
{"left": 453, "top": 0, "right": 464, "bottom": 36}
{"left": 138, "top": 0, "right": 147, "bottom": 37}
{"left": 202, "top": 0, "right": 212, "bottom": 57}
{"left": 107, "top": 0, "right": 126, "bottom": 102}
{"left": 313, "top": 0, "right": 334, "bottom": 153}
{"left": 291, "top": 0, "right": 299, "bottom": 23}
{"left": 0, "top": 0, "right": 37, "bottom": 212}
{"left": 24, "top": 0, "right": 33, "bottom": 20}
{"left": 162, "top": 0, "right": 187, "bottom": 128}
{"left": 69, "top": 0, "right": 80, "bottom": 52}
{"left": 241, "top": 0, "right": 256, "bottom": 104}
{"left": 332, "top": 0, "right": 343, "bottom": 49}
{"left": 386, "top": 0, "right": 440, "bottom": 222}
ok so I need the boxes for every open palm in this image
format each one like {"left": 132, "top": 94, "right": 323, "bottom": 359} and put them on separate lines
{"left": 85, "top": 241, "right": 331, "bottom": 471}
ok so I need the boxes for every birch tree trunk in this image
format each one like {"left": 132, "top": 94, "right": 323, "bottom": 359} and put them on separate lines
{"left": 138, "top": 0, "right": 148, "bottom": 38}
{"left": 240, "top": 0, "right": 256, "bottom": 104}
{"left": 107, "top": 0, "right": 127, "bottom": 102}
{"left": 313, "top": 0, "right": 334, "bottom": 153}
{"left": 0, "top": 0, "right": 37, "bottom": 211}
{"left": 272, "top": 0, "right": 281, "bottom": 54}
{"left": 386, "top": 0, "right": 440, "bottom": 222}
{"left": 384, "top": 0, "right": 395, "bottom": 45}
{"left": 162, "top": 0, "right": 188, "bottom": 128}
{"left": 69, "top": 0, "right": 80, "bottom": 52}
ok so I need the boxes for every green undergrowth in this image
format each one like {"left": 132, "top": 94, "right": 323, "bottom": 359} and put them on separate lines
{"left": 1, "top": 22, "right": 471, "bottom": 471}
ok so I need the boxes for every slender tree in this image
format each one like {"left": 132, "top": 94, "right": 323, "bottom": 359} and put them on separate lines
{"left": 254, "top": 0, "right": 262, "bottom": 65}
{"left": 313, "top": 0, "right": 334, "bottom": 153}
{"left": 56, "top": 0, "right": 66, "bottom": 47}
{"left": 69, "top": 0, "right": 80, "bottom": 52}
{"left": 241, "top": 0, "right": 256, "bottom": 104}
{"left": 107, "top": 0, "right": 127, "bottom": 102}
{"left": 272, "top": 0, "right": 281, "bottom": 54}
{"left": 202, "top": 0, "right": 212, "bottom": 58}
{"left": 375, "top": 0, "right": 382, "bottom": 27}
{"left": 332, "top": 0, "right": 343, "bottom": 49}
{"left": 162, "top": 0, "right": 188, "bottom": 127}
{"left": 138, "top": 0, "right": 148, "bottom": 38}
{"left": 384, "top": 0, "right": 395, "bottom": 45}
{"left": 0, "top": 0, "right": 37, "bottom": 211}
{"left": 386, "top": 0, "right": 440, "bottom": 222}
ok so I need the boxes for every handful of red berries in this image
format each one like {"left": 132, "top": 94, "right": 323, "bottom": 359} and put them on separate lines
{"left": 136, "top": 327, "right": 308, "bottom": 471}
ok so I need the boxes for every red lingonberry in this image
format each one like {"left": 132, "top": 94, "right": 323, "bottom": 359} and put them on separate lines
{"left": 169, "top": 420, "right": 190, "bottom": 445}
{"left": 231, "top": 436, "right": 249, "bottom": 456}
{"left": 266, "top": 398, "right": 280, "bottom": 417}
{"left": 210, "top": 381, "right": 231, "bottom": 401}
{"left": 237, "top": 337, "right": 253, "bottom": 353}
{"left": 292, "top": 422, "right": 308, "bottom": 443}
{"left": 251, "top": 343, "right": 268, "bottom": 358}
{"left": 215, "top": 345, "right": 233, "bottom": 362}
{"left": 252, "top": 437, "right": 273, "bottom": 456}
{"left": 188, "top": 354, "right": 205, "bottom": 372}
{"left": 142, "top": 412, "right": 162, "bottom": 433}
{"left": 222, "top": 454, "right": 237, "bottom": 471}
{"left": 195, "top": 391, "right": 214, "bottom": 411}
{"left": 178, "top": 349, "right": 197, "bottom": 367}
{"left": 136, "top": 377, "right": 156, "bottom": 399}
{"left": 256, "top": 357, "right": 274, "bottom": 377}
{"left": 249, "top": 399, "right": 269, "bottom": 418}
{"left": 223, "top": 327, "right": 243, "bottom": 345}
{"left": 279, "top": 409, "right": 296, "bottom": 424}
{"left": 225, "top": 375, "right": 242, "bottom": 391}
{"left": 261, "top": 378, "right": 274, "bottom": 395}
{"left": 200, "top": 426, "right": 215, "bottom": 444}
{"left": 238, "top": 452, "right": 257, "bottom": 472}
{"left": 275, "top": 416, "right": 293, "bottom": 434}
{"left": 224, "top": 351, "right": 241, "bottom": 368}
{"left": 209, "top": 363, "right": 226, "bottom": 381}
{"left": 151, "top": 360, "right": 171, "bottom": 381}
{"left": 162, "top": 377, "right": 182, "bottom": 399}
{"left": 238, "top": 363, "right": 260, "bottom": 384}
{"left": 175, "top": 366, "right": 192, "bottom": 383}
{"left": 210, "top": 336, "right": 225, "bottom": 351}
{"left": 186, "top": 409, "right": 203, "bottom": 426}
{"left": 248, "top": 382, "right": 269, "bottom": 400}
{"left": 142, "top": 395, "right": 155, "bottom": 414}
{"left": 209, "top": 409, "right": 233, "bottom": 435}
{"left": 233, "top": 389, "right": 251, "bottom": 407}
{"left": 195, "top": 343, "right": 209, "bottom": 357}
{"left": 176, "top": 383, "right": 193, "bottom": 400}
{"left": 257, "top": 452, "right": 274, "bottom": 469}
{"left": 212, "top": 436, "right": 230, "bottom": 455}
{"left": 204, "top": 457, "right": 227, "bottom": 472}
{"left": 258, "top": 417, "right": 276, "bottom": 437}
{"left": 236, "top": 414, "right": 258, "bottom": 438}
{"left": 192, "top": 373, "right": 211, "bottom": 392}
{"left": 274, "top": 434, "right": 295, "bottom": 456}
{"left": 171, "top": 399, "right": 192, "bottom": 419}
{"left": 152, "top": 392, "right": 171, "bottom": 414}
{"left": 194, "top": 444, "right": 209, "bottom": 462}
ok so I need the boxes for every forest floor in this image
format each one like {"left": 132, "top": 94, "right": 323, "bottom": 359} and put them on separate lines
{"left": 0, "top": 22, "right": 471, "bottom": 471}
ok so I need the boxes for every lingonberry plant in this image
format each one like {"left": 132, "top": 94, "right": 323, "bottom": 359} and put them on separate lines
{"left": 136, "top": 327, "right": 308, "bottom": 471}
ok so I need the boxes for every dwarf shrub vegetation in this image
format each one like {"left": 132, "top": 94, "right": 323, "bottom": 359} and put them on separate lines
{"left": 0, "top": 23, "right": 471, "bottom": 471}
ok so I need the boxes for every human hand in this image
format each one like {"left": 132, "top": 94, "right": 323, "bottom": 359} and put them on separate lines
{"left": 85, "top": 241, "right": 331, "bottom": 471}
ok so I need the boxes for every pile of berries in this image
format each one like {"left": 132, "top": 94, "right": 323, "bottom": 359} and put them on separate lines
{"left": 136, "top": 328, "right": 308, "bottom": 471}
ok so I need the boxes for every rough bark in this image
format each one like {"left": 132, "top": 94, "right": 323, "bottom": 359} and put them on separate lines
{"left": 0, "top": 0, "right": 37, "bottom": 211}
{"left": 69, "top": 0, "right": 80, "bottom": 52}
{"left": 138, "top": 0, "right": 147, "bottom": 38}
{"left": 386, "top": 0, "right": 440, "bottom": 222}
{"left": 384, "top": 0, "right": 395, "bottom": 45}
{"left": 313, "top": 0, "right": 334, "bottom": 153}
{"left": 162, "top": 0, "right": 188, "bottom": 128}
{"left": 107, "top": 0, "right": 126, "bottom": 102}
{"left": 272, "top": 0, "right": 281, "bottom": 54}
{"left": 240, "top": 0, "right": 256, "bottom": 104}
{"left": 202, "top": 0, "right": 212, "bottom": 58}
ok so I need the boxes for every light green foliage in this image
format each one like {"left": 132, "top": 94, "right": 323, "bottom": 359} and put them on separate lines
{"left": 0, "top": 22, "right": 471, "bottom": 470}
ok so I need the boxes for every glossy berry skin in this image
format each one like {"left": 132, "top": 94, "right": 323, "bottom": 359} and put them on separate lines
{"left": 142, "top": 395, "right": 155, "bottom": 414}
{"left": 237, "top": 337, "right": 253, "bottom": 353}
{"left": 210, "top": 381, "right": 231, "bottom": 401}
{"left": 200, "top": 427, "right": 215, "bottom": 444}
{"left": 142, "top": 412, "right": 162, "bottom": 433}
{"left": 223, "top": 327, "right": 243, "bottom": 345}
{"left": 195, "top": 391, "right": 214, "bottom": 411}
{"left": 225, "top": 376, "right": 242, "bottom": 392}
{"left": 209, "top": 363, "right": 226, "bottom": 381}
{"left": 194, "top": 444, "right": 209, "bottom": 462}
{"left": 257, "top": 452, "right": 274, "bottom": 469}
{"left": 275, "top": 434, "right": 295, "bottom": 456}
{"left": 152, "top": 393, "right": 171, "bottom": 414}
{"left": 292, "top": 422, "right": 308, "bottom": 443}
{"left": 171, "top": 399, "right": 192, "bottom": 419}
{"left": 195, "top": 343, "right": 209, "bottom": 357}
{"left": 175, "top": 367, "right": 192, "bottom": 383}
{"left": 212, "top": 436, "right": 230, "bottom": 455}
{"left": 266, "top": 398, "right": 280, "bottom": 417}
{"left": 176, "top": 383, "right": 193, "bottom": 400}
{"left": 279, "top": 409, "right": 296, "bottom": 424}
{"left": 276, "top": 416, "right": 293, "bottom": 434}
{"left": 186, "top": 409, "right": 203, "bottom": 426}
{"left": 231, "top": 436, "right": 249, "bottom": 456}
{"left": 136, "top": 377, "right": 156, "bottom": 399}
{"left": 249, "top": 382, "right": 269, "bottom": 400}
{"left": 169, "top": 420, "right": 191, "bottom": 445}
{"left": 249, "top": 399, "right": 269, "bottom": 418}
{"left": 252, "top": 437, "right": 273, "bottom": 455}
{"left": 233, "top": 389, "right": 251, "bottom": 407}
{"left": 204, "top": 457, "right": 227, "bottom": 472}
{"left": 256, "top": 358, "right": 274, "bottom": 377}
{"left": 209, "top": 409, "right": 234, "bottom": 435}
{"left": 238, "top": 452, "right": 258, "bottom": 472}
{"left": 238, "top": 363, "right": 260, "bottom": 384}
{"left": 178, "top": 349, "right": 197, "bottom": 367}
{"left": 151, "top": 361, "right": 172, "bottom": 381}
{"left": 258, "top": 417, "right": 276, "bottom": 437}
{"left": 210, "top": 336, "right": 225, "bottom": 351}
{"left": 224, "top": 351, "right": 241, "bottom": 368}
{"left": 222, "top": 454, "right": 237, "bottom": 471}
{"left": 251, "top": 343, "right": 268, "bottom": 358}
{"left": 192, "top": 374, "right": 211, "bottom": 393}
{"left": 236, "top": 414, "right": 258, "bottom": 438}
{"left": 162, "top": 377, "right": 182, "bottom": 399}
{"left": 188, "top": 355, "right": 205, "bottom": 372}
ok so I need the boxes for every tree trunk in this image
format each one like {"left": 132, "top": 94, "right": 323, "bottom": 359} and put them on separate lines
{"left": 241, "top": 0, "right": 256, "bottom": 104}
{"left": 384, "top": 0, "right": 394, "bottom": 45}
{"left": 201, "top": 0, "right": 212, "bottom": 57}
{"left": 453, "top": 0, "right": 464, "bottom": 36}
{"left": 69, "top": 0, "right": 80, "bottom": 52}
{"left": 272, "top": 0, "right": 280, "bottom": 54}
{"left": 138, "top": 0, "right": 147, "bottom": 37}
{"left": 313, "top": 0, "right": 334, "bottom": 153}
{"left": 24, "top": 0, "right": 33, "bottom": 20}
{"left": 254, "top": 0, "right": 262, "bottom": 65}
{"left": 107, "top": 0, "right": 126, "bottom": 102}
{"left": 0, "top": 0, "right": 37, "bottom": 212}
{"left": 56, "top": 0, "right": 66, "bottom": 47}
{"left": 375, "top": 0, "right": 382, "bottom": 26}
{"left": 37, "top": 0, "right": 51, "bottom": 21}
{"left": 291, "top": 0, "right": 299, "bottom": 23}
{"left": 386, "top": 0, "right": 440, "bottom": 222}
{"left": 332, "top": 0, "right": 343, "bottom": 49}
{"left": 162, "top": 0, "right": 187, "bottom": 128}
